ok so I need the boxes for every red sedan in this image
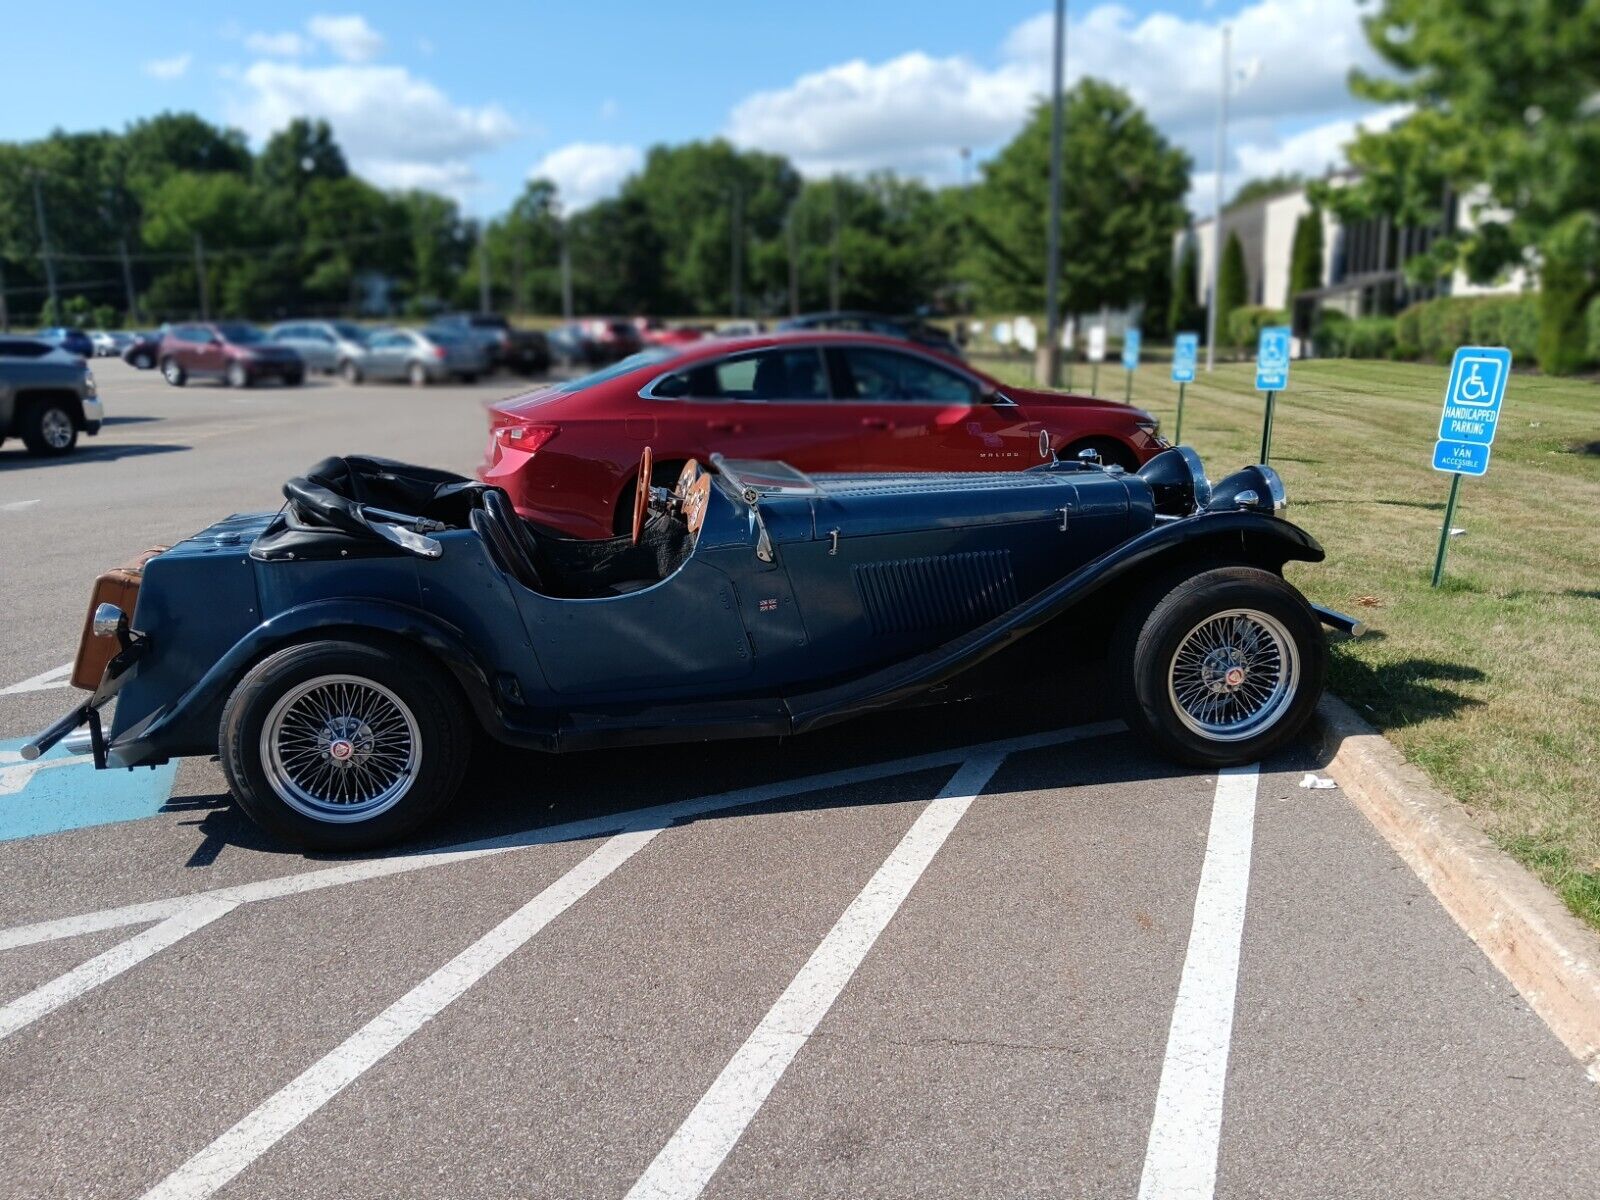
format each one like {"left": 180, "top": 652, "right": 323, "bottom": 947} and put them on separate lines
{"left": 481, "top": 332, "right": 1169, "bottom": 538}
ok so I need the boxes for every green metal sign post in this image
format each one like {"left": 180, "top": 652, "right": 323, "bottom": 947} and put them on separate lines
{"left": 1430, "top": 473, "right": 1463, "bottom": 587}
{"left": 1258, "top": 390, "right": 1277, "bottom": 465}
{"left": 1171, "top": 333, "right": 1197, "bottom": 443}
{"left": 1174, "top": 382, "right": 1187, "bottom": 442}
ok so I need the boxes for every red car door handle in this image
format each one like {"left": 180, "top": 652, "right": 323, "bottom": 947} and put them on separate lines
{"left": 706, "top": 420, "right": 743, "bottom": 433}
{"left": 859, "top": 417, "right": 895, "bottom": 430}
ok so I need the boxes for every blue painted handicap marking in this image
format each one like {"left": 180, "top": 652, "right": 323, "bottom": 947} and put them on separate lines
{"left": 0, "top": 738, "right": 178, "bottom": 841}
{"left": 1432, "top": 440, "right": 1491, "bottom": 477}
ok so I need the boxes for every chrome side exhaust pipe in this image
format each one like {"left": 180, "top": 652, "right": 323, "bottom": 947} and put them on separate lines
{"left": 1312, "top": 603, "right": 1367, "bottom": 638}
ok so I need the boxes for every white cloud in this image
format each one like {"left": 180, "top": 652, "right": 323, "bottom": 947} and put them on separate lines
{"left": 226, "top": 61, "right": 518, "bottom": 199}
{"left": 307, "top": 14, "right": 385, "bottom": 63}
{"left": 725, "top": 0, "right": 1392, "bottom": 212}
{"left": 1233, "top": 103, "right": 1410, "bottom": 182}
{"left": 244, "top": 30, "right": 310, "bottom": 56}
{"left": 529, "top": 142, "right": 642, "bottom": 210}
{"left": 142, "top": 53, "right": 192, "bottom": 81}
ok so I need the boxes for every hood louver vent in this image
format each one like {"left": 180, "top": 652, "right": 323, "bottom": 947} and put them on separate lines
{"left": 854, "top": 550, "right": 1017, "bottom": 635}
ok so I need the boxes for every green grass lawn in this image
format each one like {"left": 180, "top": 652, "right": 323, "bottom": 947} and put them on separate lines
{"left": 990, "top": 356, "right": 1600, "bottom": 928}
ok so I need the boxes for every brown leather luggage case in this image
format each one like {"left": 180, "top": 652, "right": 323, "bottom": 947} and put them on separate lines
{"left": 71, "top": 547, "right": 170, "bottom": 690}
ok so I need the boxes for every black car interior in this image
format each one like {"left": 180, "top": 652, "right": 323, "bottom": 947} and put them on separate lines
{"left": 255, "top": 455, "right": 692, "bottom": 598}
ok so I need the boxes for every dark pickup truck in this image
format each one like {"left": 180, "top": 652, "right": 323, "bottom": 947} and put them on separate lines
{"left": 426, "top": 313, "right": 551, "bottom": 376}
{"left": 0, "top": 337, "right": 104, "bottom": 456}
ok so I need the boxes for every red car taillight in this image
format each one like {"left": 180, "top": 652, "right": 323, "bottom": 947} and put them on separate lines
{"left": 492, "top": 422, "right": 558, "bottom": 453}
{"left": 432, "top": 346, "right": 447, "bottom": 360}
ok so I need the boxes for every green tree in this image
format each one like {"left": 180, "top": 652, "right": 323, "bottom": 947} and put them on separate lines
{"left": 966, "top": 79, "right": 1190, "bottom": 316}
{"left": 1289, "top": 210, "right": 1323, "bottom": 296}
{"left": 1323, "top": 0, "right": 1600, "bottom": 373}
{"left": 1168, "top": 235, "right": 1203, "bottom": 336}
{"left": 1216, "top": 231, "right": 1248, "bottom": 354}
{"left": 1226, "top": 173, "right": 1304, "bottom": 213}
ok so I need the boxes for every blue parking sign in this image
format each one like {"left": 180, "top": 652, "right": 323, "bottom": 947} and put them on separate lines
{"left": 1121, "top": 329, "right": 1141, "bottom": 371}
{"left": 1433, "top": 346, "right": 1510, "bottom": 476}
{"left": 1171, "top": 333, "right": 1197, "bottom": 383}
{"left": 1255, "top": 325, "right": 1291, "bottom": 391}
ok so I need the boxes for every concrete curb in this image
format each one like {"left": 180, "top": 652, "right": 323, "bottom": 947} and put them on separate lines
{"left": 1316, "top": 694, "right": 1600, "bottom": 1082}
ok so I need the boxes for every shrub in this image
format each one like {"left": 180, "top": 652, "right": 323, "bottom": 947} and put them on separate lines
{"left": 1538, "top": 258, "right": 1590, "bottom": 375}
{"left": 1499, "top": 296, "right": 1541, "bottom": 362}
{"left": 1395, "top": 303, "right": 1424, "bottom": 359}
{"left": 1227, "top": 305, "right": 1286, "bottom": 355}
{"left": 1468, "top": 296, "right": 1509, "bottom": 347}
{"left": 1344, "top": 316, "right": 1397, "bottom": 359}
{"left": 1314, "top": 309, "right": 1350, "bottom": 357}
{"left": 1416, "top": 297, "right": 1477, "bottom": 362}
{"left": 1587, "top": 293, "right": 1600, "bottom": 365}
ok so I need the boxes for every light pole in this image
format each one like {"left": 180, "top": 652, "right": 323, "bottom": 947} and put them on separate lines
{"left": 1042, "top": 0, "right": 1067, "bottom": 387}
{"left": 30, "top": 171, "right": 58, "bottom": 319}
{"left": 1204, "top": 24, "right": 1231, "bottom": 373}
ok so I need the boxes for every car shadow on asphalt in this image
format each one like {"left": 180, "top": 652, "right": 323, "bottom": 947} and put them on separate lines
{"left": 0, "top": 443, "right": 190, "bottom": 469}
{"left": 169, "top": 684, "right": 1147, "bottom": 866}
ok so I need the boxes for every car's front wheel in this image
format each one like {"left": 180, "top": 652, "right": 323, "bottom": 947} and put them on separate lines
{"left": 409, "top": 362, "right": 429, "bottom": 387}
{"left": 219, "top": 640, "right": 471, "bottom": 851}
{"left": 339, "top": 358, "right": 362, "bottom": 385}
{"left": 161, "top": 356, "right": 186, "bottom": 387}
{"left": 1114, "top": 566, "right": 1325, "bottom": 767}
{"left": 227, "top": 361, "right": 251, "bottom": 389}
{"left": 20, "top": 399, "right": 78, "bottom": 456}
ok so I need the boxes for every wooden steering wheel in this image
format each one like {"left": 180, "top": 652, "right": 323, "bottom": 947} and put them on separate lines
{"left": 630, "top": 446, "right": 654, "bottom": 545}
{"left": 675, "top": 459, "right": 710, "bottom": 536}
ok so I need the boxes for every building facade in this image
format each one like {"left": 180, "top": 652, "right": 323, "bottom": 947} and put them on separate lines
{"left": 1177, "top": 178, "right": 1525, "bottom": 336}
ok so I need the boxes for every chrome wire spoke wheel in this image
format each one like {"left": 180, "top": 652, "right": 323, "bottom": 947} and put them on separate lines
{"left": 261, "top": 674, "right": 422, "bottom": 823}
{"left": 41, "top": 408, "right": 74, "bottom": 449}
{"left": 1167, "top": 607, "right": 1299, "bottom": 743}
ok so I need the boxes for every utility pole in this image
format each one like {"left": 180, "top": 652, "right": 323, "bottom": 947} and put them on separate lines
{"left": 193, "top": 233, "right": 209, "bottom": 319}
{"left": 559, "top": 220, "right": 574, "bottom": 320}
{"left": 30, "top": 172, "right": 58, "bottom": 319}
{"left": 478, "top": 236, "right": 491, "bottom": 314}
{"left": 786, "top": 206, "right": 799, "bottom": 317}
{"left": 829, "top": 179, "right": 842, "bottom": 311}
{"left": 118, "top": 237, "right": 138, "bottom": 322}
{"left": 1042, "top": 0, "right": 1068, "bottom": 387}
{"left": 959, "top": 146, "right": 972, "bottom": 187}
{"left": 729, "top": 183, "right": 743, "bottom": 318}
{"left": 1205, "top": 24, "right": 1231, "bottom": 373}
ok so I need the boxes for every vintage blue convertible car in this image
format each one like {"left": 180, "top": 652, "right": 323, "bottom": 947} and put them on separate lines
{"left": 28, "top": 447, "right": 1361, "bottom": 849}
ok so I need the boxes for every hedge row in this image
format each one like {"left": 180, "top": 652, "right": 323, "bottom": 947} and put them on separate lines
{"left": 1316, "top": 292, "right": 1600, "bottom": 370}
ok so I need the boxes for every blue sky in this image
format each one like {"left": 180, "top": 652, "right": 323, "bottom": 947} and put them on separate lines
{"left": 5, "top": 1, "right": 1393, "bottom": 216}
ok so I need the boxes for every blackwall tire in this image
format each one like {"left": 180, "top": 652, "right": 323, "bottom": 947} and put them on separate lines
{"left": 227, "top": 361, "right": 251, "bottom": 389}
{"left": 161, "top": 357, "right": 186, "bottom": 387}
{"left": 339, "top": 359, "right": 362, "bottom": 385}
{"left": 1113, "top": 566, "right": 1326, "bottom": 767}
{"left": 219, "top": 640, "right": 470, "bottom": 851}
{"left": 409, "top": 362, "right": 429, "bottom": 387}
{"left": 20, "top": 400, "right": 78, "bottom": 456}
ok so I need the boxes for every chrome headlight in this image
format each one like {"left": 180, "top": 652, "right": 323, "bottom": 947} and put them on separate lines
{"left": 83, "top": 369, "right": 97, "bottom": 397}
{"left": 1135, "top": 445, "right": 1212, "bottom": 516}
{"left": 92, "top": 602, "right": 126, "bottom": 639}
{"left": 1208, "top": 465, "right": 1287, "bottom": 514}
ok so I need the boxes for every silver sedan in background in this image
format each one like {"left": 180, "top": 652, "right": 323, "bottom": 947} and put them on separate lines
{"left": 268, "top": 320, "right": 375, "bottom": 382}
{"left": 360, "top": 327, "right": 487, "bottom": 385}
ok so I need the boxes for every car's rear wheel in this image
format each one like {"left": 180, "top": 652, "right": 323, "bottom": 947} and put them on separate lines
{"left": 20, "top": 399, "right": 78, "bottom": 456}
{"left": 227, "top": 361, "right": 251, "bottom": 389}
{"left": 1114, "top": 566, "right": 1325, "bottom": 767}
{"left": 1063, "top": 436, "right": 1138, "bottom": 472}
{"left": 339, "top": 358, "right": 362, "bottom": 384}
{"left": 409, "top": 362, "right": 429, "bottom": 387}
{"left": 220, "top": 640, "right": 471, "bottom": 851}
{"left": 161, "top": 356, "right": 186, "bottom": 387}
{"left": 131, "top": 352, "right": 153, "bottom": 369}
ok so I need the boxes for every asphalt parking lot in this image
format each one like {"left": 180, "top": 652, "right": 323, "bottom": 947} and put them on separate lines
{"left": 2, "top": 360, "right": 1598, "bottom": 1199}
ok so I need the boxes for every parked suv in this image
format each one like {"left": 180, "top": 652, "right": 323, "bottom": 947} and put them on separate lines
{"left": 268, "top": 320, "right": 373, "bottom": 382}
{"left": 0, "top": 336, "right": 103, "bottom": 456}
{"left": 159, "top": 322, "right": 304, "bottom": 388}
{"left": 426, "top": 313, "right": 550, "bottom": 376}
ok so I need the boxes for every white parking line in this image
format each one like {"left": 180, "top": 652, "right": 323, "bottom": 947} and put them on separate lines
{"left": 0, "top": 663, "right": 73, "bottom": 696}
{"left": 0, "top": 721, "right": 1122, "bottom": 953}
{"left": 140, "top": 828, "right": 660, "bottom": 1200}
{"left": 1136, "top": 764, "right": 1261, "bottom": 1200}
{"left": 0, "top": 898, "right": 236, "bottom": 1041}
{"left": 624, "top": 754, "right": 1006, "bottom": 1200}
{"left": 0, "top": 499, "right": 41, "bottom": 512}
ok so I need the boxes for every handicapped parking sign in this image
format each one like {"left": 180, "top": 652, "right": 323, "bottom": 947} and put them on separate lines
{"left": 1121, "top": 328, "right": 1141, "bottom": 371}
{"left": 1433, "top": 346, "right": 1510, "bottom": 476}
{"left": 1255, "top": 325, "right": 1291, "bottom": 391}
{"left": 1430, "top": 345, "right": 1511, "bottom": 587}
{"left": 1171, "top": 333, "right": 1198, "bottom": 384}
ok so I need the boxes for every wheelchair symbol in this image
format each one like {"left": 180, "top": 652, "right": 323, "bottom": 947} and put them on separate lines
{"left": 1455, "top": 358, "right": 1499, "bottom": 406}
